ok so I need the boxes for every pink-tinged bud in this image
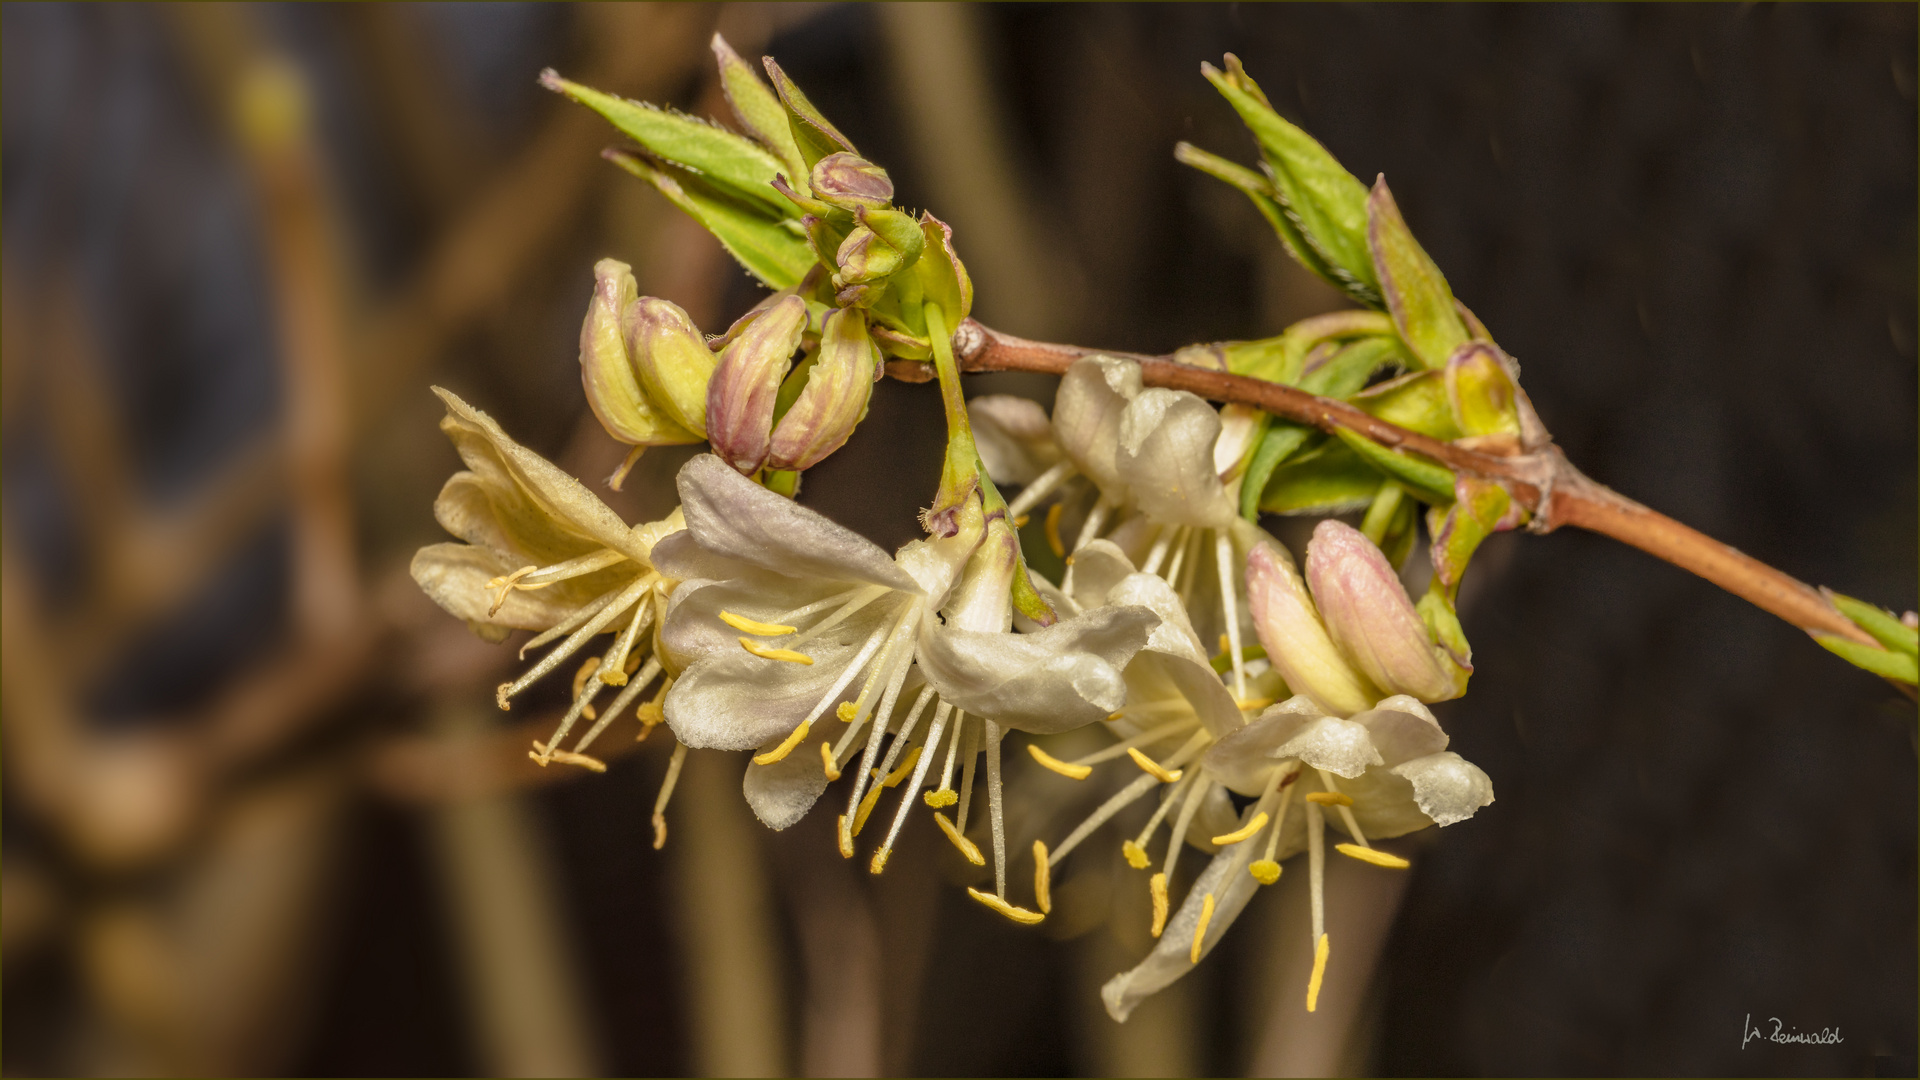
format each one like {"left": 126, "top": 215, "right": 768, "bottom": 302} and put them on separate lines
{"left": 706, "top": 295, "right": 808, "bottom": 474}
{"left": 834, "top": 225, "right": 903, "bottom": 284}
{"left": 810, "top": 151, "right": 893, "bottom": 211}
{"left": 766, "top": 308, "right": 878, "bottom": 471}
{"left": 1305, "top": 519, "right": 1465, "bottom": 702}
{"left": 1245, "top": 541, "right": 1380, "bottom": 717}
{"left": 623, "top": 297, "right": 715, "bottom": 438}
{"left": 579, "top": 259, "right": 700, "bottom": 449}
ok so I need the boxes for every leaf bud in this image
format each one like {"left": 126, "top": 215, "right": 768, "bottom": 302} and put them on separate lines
{"left": 767, "top": 308, "right": 879, "bottom": 471}
{"left": 707, "top": 294, "right": 808, "bottom": 475}
{"left": 1444, "top": 343, "right": 1522, "bottom": 438}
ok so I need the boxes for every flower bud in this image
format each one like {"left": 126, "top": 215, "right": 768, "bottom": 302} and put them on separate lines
{"left": 706, "top": 294, "right": 808, "bottom": 474}
{"left": 1443, "top": 343, "right": 1521, "bottom": 438}
{"left": 623, "top": 296, "right": 716, "bottom": 438}
{"left": 810, "top": 151, "right": 893, "bottom": 212}
{"left": 766, "top": 308, "right": 878, "bottom": 471}
{"left": 1245, "top": 541, "right": 1379, "bottom": 716}
{"left": 835, "top": 225, "right": 903, "bottom": 284}
{"left": 1305, "top": 519, "right": 1465, "bottom": 702}
{"left": 579, "top": 259, "right": 700, "bottom": 448}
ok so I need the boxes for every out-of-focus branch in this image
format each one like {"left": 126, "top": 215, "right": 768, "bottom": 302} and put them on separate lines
{"left": 944, "top": 318, "right": 1882, "bottom": 651}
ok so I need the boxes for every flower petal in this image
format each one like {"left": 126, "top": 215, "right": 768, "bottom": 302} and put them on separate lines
{"left": 1064, "top": 540, "right": 1137, "bottom": 611}
{"left": 410, "top": 542, "right": 595, "bottom": 631}
{"left": 1101, "top": 846, "right": 1260, "bottom": 1022}
{"left": 1272, "top": 716, "right": 1383, "bottom": 779}
{"left": 1202, "top": 695, "right": 1326, "bottom": 795}
{"left": 743, "top": 737, "right": 831, "bottom": 830}
{"left": 1306, "top": 519, "right": 1464, "bottom": 702}
{"left": 1349, "top": 695, "right": 1449, "bottom": 767}
{"left": 1118, "top": 388, "right": 1237, "bottom": 529}
{"left": 969, "top": 394, "right": 1061, "bottom": 486}
{"left": 917, "top": 606, "right": 1157, "bottom": 734}
{"left": 664, "top": 643, "right": 863, "bottom": 751}
{"left": 1390, "top": 750, "right": 1494, "bottom": 826}
{"left": 1104, "top": 572, "right": 1210, "bottom": 667}
{"left": 1053, "top": 356, "right": 1141, "bottom": 501}
{"left": 1245, "top": 541, "right": 1381, "bottom": 716}
{"left": 676, "top": 454, "right": 919, "bottom": 591}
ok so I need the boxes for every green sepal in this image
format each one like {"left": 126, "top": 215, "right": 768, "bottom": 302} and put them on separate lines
{"left": 1352, "top": 371, "right": 1464, "bottom": 441}
{"left": 544, "top": 70, "right": 789, "bottom": 217}
{"left": 1366, "top": 177, "right": 1470, "bottom": 370}
{"left": 1010, "top": 554, "right": 1057, "bottom": 627}
{"left": 762, "top": 469, "right": 801, "bottom": 498}
{"left": 606, "top": 151, "right": 814, "bottom": 290}
{"left": 762, "top": 57, "right": 856, "bottom": 170}
{"left": 1259, "top": 439, "right": 1382, "bottom": 515}
{"left": 860, "top": 207, "right": 926, "bottom": 268}
{"left": 1825, "top": 592, "right": 1919, "bottom": 656}
{"left": 1201, "top": 60, "right": 1380, "bottom": 306}
{"left": 711, "top": 34, "right": 808, "bottom": 190}
{"left": 1415, "top": 587, "right": 1473, "bottom": 672}
{"left": 1174, "top": 141, "right": 1347, "bottom": 297}
{"left": 1815, "top": 634, "right": 1919, "bottom": 684}
{"left": 916, "top": 213, "right": 973, "bottom": 329}
{"left": 1333, "top": 428, "right": 1456, "bottom": 504}
{"left": 1425, "top": 479, "right": 1512, "bottom": 601}
{"left": 1444, "top": 343, "right": 1523, "bottom": 438}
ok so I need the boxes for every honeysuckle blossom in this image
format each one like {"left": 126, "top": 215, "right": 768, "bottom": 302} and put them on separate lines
{"left": 656, "top": 453, "right": 1158, "bottom": 914}
{"left": 409, "top": 387, "right": 682, "bottom": 778}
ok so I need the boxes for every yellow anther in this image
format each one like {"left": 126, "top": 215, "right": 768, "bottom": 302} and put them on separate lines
{"left": 739, "top": 637, "right": 813, "bottom": 664}
{"left": 1306, "top": 933, "right": 1330, "bottom": 1012}
{"left": 1236, "top": 697, "right": 1274, "bottom": 712}
{"left": 1127, "top": 747, "right": 1183, "bottom": 784}
{"left": 1250, "top": 859, "right": 1282, "bottom": 885}
{"left": 1122, "top": 840, "right": 1150, "bottom": 869}
{"left": 1305, "top": 791, "right": 1353, "bottom": 807}
{"left": 869, "top": 848, "right": 891, "bottom": 875}
{"left": 881, "top": 746, "right": 923, "bottom": 788}
{"left": 836, "top": 700, "right": 859, "bottom": 722}
{"left": 752, "top": 719, "right": 812, "bottom": 766}
{"left": 821, "top": 741, "right": 842, "bottom": 781}
{"left": 496, "top": 682, "right": 513, "bottom": 711}
{"left": 1064, "top": 554, "right": 1076, "bottom": 566}
{"left": 1211, "top": 811, "right": 1270, "bottom": 846}
{"left": 1106, "top": 711, "right": 1126, "bottom": 721}
{"left": 1189, "top": 892, "right": 1216, "bottom": 964}
{"left": 1032, "top": 840, "right": 1052, "bottom": 914}
{"left": 836, "top": 815, "right": 854, "bottom": 858}
{"left": 720, "top": 610, "right": 798, "bottom": 636}
{"left": 924, "top": 788, "right": 958, "bottom": 808}
{"left": 1028, "top": 744, "right": 1092, "bottom": 780}
{"left": 651, "top": 812, "right": 667, "bottom": 850}
{"left": 1149, "top": 872, "right": 1170, "bottom": 938}
{"left": 626, "top": 650, "right": 645, "bottom": 674}
{"left": 1013, "top": 514, "right": 1030, "bottom": 528}
{"left": 1336, "top": 842, "right": 1410, "bottom": 869}
{"left": 1044, "top": 503, "right": 1066, "bottom": 557}
{"left": 572, "top": 657, "right": 601, "bottom": 699}
{"left": 487, "top": 565, "right": 538, "bottom": 616}
{"left": 633, "top": 703, "right": 664, "bottom": 742}
{"left": 852, "top": 784, "right": 885, "bottom": 835}
{"left": 933, "top": 812, "right": 984, "bottom": 865}
{"left": 967, "top": 887, "right": 1045, "bottom": 925}
{"left": 531, "top": 748, "right": 607, "bottom": 773}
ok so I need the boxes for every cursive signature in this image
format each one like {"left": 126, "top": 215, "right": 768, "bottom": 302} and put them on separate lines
{"left": 1743, "top": 1013, "right": 1843, "bottom": 1049}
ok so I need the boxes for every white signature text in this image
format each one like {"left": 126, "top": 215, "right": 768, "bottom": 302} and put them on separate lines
{"left": 1743, "top": 1013, "right": 1843, "bottom": 1049}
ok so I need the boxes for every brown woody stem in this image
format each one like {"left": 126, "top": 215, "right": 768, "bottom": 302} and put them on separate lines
{"left": 936, "top": 318, "right": 1875, "bottom": 648}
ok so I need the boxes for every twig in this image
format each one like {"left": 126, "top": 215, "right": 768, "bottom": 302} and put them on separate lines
{"left": 945, "top": 318, "right": 1879, "bottom": 649}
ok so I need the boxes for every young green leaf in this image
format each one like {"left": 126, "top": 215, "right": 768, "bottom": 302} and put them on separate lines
{"left": 710, "top": 34, "right": 808, "bottom": 188}
{"left": 1815, "top": 634, "right": 1920, "bottom": 684}
{"left": 1824, "top": 591, "right": 1919, "bottom": 656}
{"left": 1352, "top": 370, "right": 1464, "bottom": 441}
{"left": 1333, "top": 428, "right": 1456, "bottom": 504}
{"left": 762, "top": 57, "right": 857, "bottom": 170}
{"left": 605, "top": 151, "right": 814, "bottom": 290}
{"left": 1174, "top": 141, "right": 1346, "bottom": 295}
{"left": 1366, "top": 177, "right": 1470, "bottom": 370}
{"left": 1258, "top": 439, "right": 1382, "bottom": 515}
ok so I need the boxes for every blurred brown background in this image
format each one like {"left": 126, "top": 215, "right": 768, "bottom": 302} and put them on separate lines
{"left": 2, "top": 4, "right": 1914, "bottom": 1077}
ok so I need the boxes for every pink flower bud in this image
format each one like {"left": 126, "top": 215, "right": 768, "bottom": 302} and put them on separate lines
{"left": 1245, "top": 541, "right": 1380, "bottom": 716}
{"left": 766, "top": 308, "right": 878, "bottom": 471}
{"left": 1305, "top": 519, "right": 1465, "bottom": 702}
{"left": 578, "top": 259, "right": 700, "bottom": 449}
{"left": 623, "top": 296, "right": 716, "bottom": 438}
{"left": 706, "top": 295, "right": 808, "bottom": 474}
{"left": 810, "top": 151, "right": 893, "bottom": 211}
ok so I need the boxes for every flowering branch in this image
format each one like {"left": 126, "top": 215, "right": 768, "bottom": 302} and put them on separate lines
{"left": 941, "top": 317, "right": 1882, "bottom": 651}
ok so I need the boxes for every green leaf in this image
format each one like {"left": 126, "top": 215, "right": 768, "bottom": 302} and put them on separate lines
{"left": 1826, "top": 592, "right": 1919, "bottom": 656}
{"left": 1298, "top": 335, "right": 1407, "bottom": 398}
{"left": 1174, "top": 141, "right": 1346, "bottom": 295}
{"left": 1240, "top": 421, "right": 1314, "bottom": 520}
{"left": 1352, "top": 370, "right": 1464, "bottom": 441}
{"left": 1259, "top": 440, "right": 1383, "bottom": 515}
{"left": 606, "top": 151, "right": 814, "bottom": 289}
{"left": 1425, "top": 479, "right": 1512, "bottom": 599}
{"left": 1333, "top": 427, "right": 1456, "bottom": 504}
{"left": 916, "top": 212, "right": 972, "bottom": 327}
{"left": 1365, "top": 177, "right": 1470, "bottom": 370}
{"left": 1202, "top": 61, "right": 1380, "bottom": 306}
{"left": 762, "top": 57, "right": 857, "bottom": 170}
{"left": 1815, "top": 634, "right": 1920, "bottom": 684}
{"left": 543, "top": 70, "right": 788, "bottom": 217}
{"left": 711, "top": 34, "right": 808, "bottom": 189}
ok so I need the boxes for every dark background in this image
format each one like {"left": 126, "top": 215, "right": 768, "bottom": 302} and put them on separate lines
{"left": 3, "top": 3, "right": 1913, "bottom": 1076}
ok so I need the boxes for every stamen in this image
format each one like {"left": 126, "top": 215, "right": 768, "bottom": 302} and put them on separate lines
{"left": 985, "top": 721, "right": 1008, "bottom": 898}
{"left": 1127, "top": 746, "right": 1184, "bottom": 783}
{"left": 783, "top": 584, "right": 890, "bottom": 648}
{"left": 1044, "top": 503, "right": 1066, "bottom": 558}
{"left": 739, "top": 637, "right": 813, "bottom": 664}
{"left": 517, "top": 586, "right": 623, "bottom": 659}
{"left": 925, "top": 708, "right": 966, "bottom": 807}
{"left": 1068, "top": 718, "right": 1199, "bottom": 767}
{"left": 868, "top": 687, "right": 936, "bottom": 791}
{"left": 1060, "top": 496, "right": 1112, "bottom": 593}
{"left": 1336, "top": 844, "right": 1411, "bottom": 869}
{"left": 1028, "top": 744, "right": 1092, "bottom": 780}
{"left": 633, "top": 676, "right": 671, "bottom": 743}
{"left": 574, "top": 657, "right": 662, "bottom": 753}
{"left": 1304, "top": 791, "right": 1353, "bottom": 806}
{"left": 933, "top": 812, "right": 984, "bottom": 864}
{"left": 840, "top": 604, "right": 923, "bottom": 844}
{"left": 966, "top": 887, "right": 1044, "bottom": 925}
{"left": 1306, "top": 800, "right": 1327, "bottom": 944}
{"left": 1306, "top": 933, "right": 1330, "bottom": 1012}
{"left": 1130, "top": 773, "right": 1193, "bottom": 855}
{"left": 499, "top": 575, "right": 653, "bottom": 706}
{"left": 1253, "top": 768, "right": 1295, "bottom": 885}
{"left": 769, "top": 585, "right": 865, "bottom": 628}
{"left": 1123, "top": 841, "right": 1151, "bottom": 869}
{"left": 1032, "top": 840, "right": 1052, "bottom": 914}
{"left": 1216, "top": 531, "right": 1248, "bottom": 701}
{"left": 1140, "top": 524, "right": 1179, "bottom": 577}
{"left": 821, "top": 741, "right": 841, "bottom": 780}
{"left": 837, "top": 701, "right": 858, "bottom": 722}
{"left": 531, "top": 748, "right": 607, "bottom": 773}
{"left": 572, "top": 657, "right": 601, "bottom": 701}
{"left": 1237, "top": 697, "right": 1275, "bottom": 712}
{"left": 1212, "top": 811, "right": 1270, "bottom": 846}
{"left": 1048, "top": 774, "right": 1158, "bottom": 866}
{"left": 1250, "top": 861, "right": 1282, "bottom": 885}
{"left": 851, "top": 745, "right": 923, "bottom": 834}
{"left": 602, "top": 586, "right": 658, "bottom": 682}
{"left": 487, "top": 565, "right": 538, "bottom": 616}
{"left": 1005, "top": 459, "right": 1077, "bottom": 519}
{"left": 720, "top": 610, "right": 796, "bottom": 636}
{"left": 955, "top": 723, "right": 979, "bottom": 836}
{"left": 837, "top": 815, "right": 854, "bottom": 858}
{"left": 1164, "top": 528, "right": 1191, "bottom": 585}
{"left": 534, "top": 665, "right": 611, "bottom": 762}
{"left": 1189, "top": 893, "right": 1216, "bottom": 964}
{"left": 874, "top": 702, "right": 953, "bottom": 873}
{"left": 607, "top": 444, "right": 644, "bottom": 490}
{"left": 520, "top": 548, "right": 630, "bottom": 587}
{"left": 752, "top": 719, "right": 812, "bottom": 766}
{"left": 652, "top": 741, "right": 687, "bottom": 850}
{"left": 1013, "top": 515, "right": 1029, "bottom": 528}
{"left": 1161, "top": 776, "right": 1211, "bottom": 884}
{"left": 1149, "top": 872, "right": 1170, "bottom": 937}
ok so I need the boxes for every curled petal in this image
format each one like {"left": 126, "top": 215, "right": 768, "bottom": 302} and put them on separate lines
{"left": 1349, "top": 695, "right": 1449, "bottom": 768}
{"left": 1272, "top": 716, "right": 1383, "bottom": 779}
{"left": 1202, "top": 695, "right": 1327, "bottom": 795}
{"left": 664, "top": 643, "right": 862, "bottom": 751}
{"left": 676, "top": 455, "right": 918, "bottom": 591}
{"left": 1306, "top": 520, "right": 1464, "bottom": 702}
{"left": 1103, "top": 571, "right": 1209, "bottom": 665}
{"left": 410, "top": 543, "right": 588, "bottom": 631}
{"left": 1053, "top": 356, "right": 1142, "bottom": 500}
{"left": 743, "top": 736, "right": 832, "bottom": 830}
{"left": 969, "top": 395, "right": 1061, "bottom": 486}
{"left": 918, "top": 606, "right": 1157, "bottom": 734}
{"left": 1119, "top": 389, "right": 1237, "bottom": 529}
{"left": 1245, "top": 541, "right": 1380, "bottom": 716}
{"left": 1101, "top": 846, "right": 1259, "bottom": 1022}
{"left": 1063, "top": 539, "right": 1138, "bottom": 611}
{"left": 1390, "top": 750, "right": 1494, "bottom": 826}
